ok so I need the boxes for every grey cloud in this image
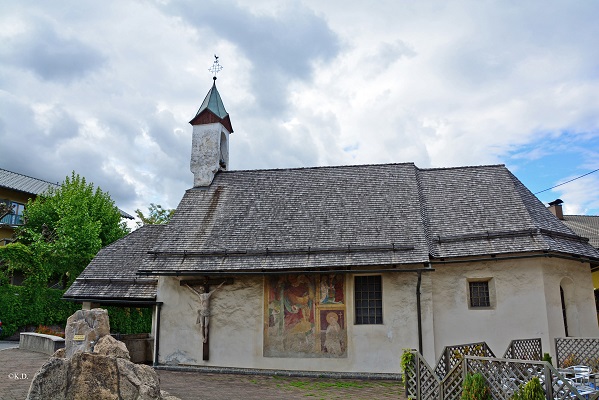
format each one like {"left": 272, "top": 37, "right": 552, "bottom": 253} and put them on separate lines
{"left": 1, "top": 19, "right": 105, "bottom": 83}
{"left": 164, "top": 1, "right": 340, "bottom": 114}
{"left": 376, "top": 40, "right": 416, "bottom": 66}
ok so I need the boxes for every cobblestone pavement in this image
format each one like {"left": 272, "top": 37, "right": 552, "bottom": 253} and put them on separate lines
{"left": 0, "top": 348, "right": 47, "bottom": 400}
{"left": 0, "top": 347, "right": 406, "bottom": 400}
{"left": 157, "top": 369, "right": 406, "bottom": 400}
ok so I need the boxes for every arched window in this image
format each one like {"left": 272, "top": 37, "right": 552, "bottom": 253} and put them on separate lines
{"left": 219, "top": 131, "right": 228, "bottom": 170}
{"left": 560, "top": 286, "right": 569, "bottom": 337}
{"left": 560, "top": 277, "right": 579, "bottom": 337}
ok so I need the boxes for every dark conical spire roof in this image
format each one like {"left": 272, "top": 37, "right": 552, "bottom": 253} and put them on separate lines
{"left": 189, "top": 79, "right": 233, "bottom": 133}
{"left": 196, "top": 80, "right": 228, "bottom": 119}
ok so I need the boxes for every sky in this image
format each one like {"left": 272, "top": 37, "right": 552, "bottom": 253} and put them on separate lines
{"left": 1, "top": 1, "right": 598, "bottom": 223}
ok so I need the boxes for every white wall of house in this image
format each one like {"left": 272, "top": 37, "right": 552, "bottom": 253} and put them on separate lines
{"left": 430, "top": 256, "right": 598, "bottom": 363}
{"left": 155, "top": 257, "right": 598, "bottom": 374}
{"left": 156, "top": 271, "right": 427, "bottom": 374}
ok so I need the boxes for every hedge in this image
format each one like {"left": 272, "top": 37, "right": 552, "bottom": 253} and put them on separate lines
{"left": 0, "top": 284, "right": 152, "bottom": 338}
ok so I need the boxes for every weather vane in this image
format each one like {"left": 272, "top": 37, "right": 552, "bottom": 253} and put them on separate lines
{"left": 209, "top": 55, "right": 223, "bottom": 80}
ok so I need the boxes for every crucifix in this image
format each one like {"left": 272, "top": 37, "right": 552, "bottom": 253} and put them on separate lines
{"left": 181, "top": 277, "right": 233, "bottom": 360}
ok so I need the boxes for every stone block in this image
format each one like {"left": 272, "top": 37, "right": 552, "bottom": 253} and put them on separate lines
{"left": 64, "top": 308, "right": 110, "bottom": 359}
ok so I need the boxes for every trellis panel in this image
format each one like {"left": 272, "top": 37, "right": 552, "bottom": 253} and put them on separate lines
{"left": 555, "top": 337, "right": 599, "bottom": 370}
{"left": 503, "top": 338, "right": 542, "bottom": 361}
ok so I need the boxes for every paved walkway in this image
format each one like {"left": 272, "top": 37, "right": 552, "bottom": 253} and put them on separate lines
{"left": 0, "top": 347, "right": 406, "bottom": 400}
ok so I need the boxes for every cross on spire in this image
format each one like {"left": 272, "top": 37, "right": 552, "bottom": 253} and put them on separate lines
{"left": 209, "top": 55, "right": 223, "bottom": 80}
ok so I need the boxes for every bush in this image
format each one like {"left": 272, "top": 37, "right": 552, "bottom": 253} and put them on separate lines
{"left": 542, "top": 352, "right": 553, "bottom": 366}
{"left": 0, "top": 284, "right": 79, "bottom": 338}
{"left": 511, "top": 377, "right": 545, "bottom": 400}
{"left": 401, "top": 349, "right": 415, "bottom": 384}
{"left": 0, "top": 284, "right": 152, "bottom": 339}
{"left": 462, "top": 373, "right": 491, "bottom": 400}
{"left": 35, "top": 325, "right": 65, "bottom": 338}
{"left": 106, "top": 306, "right": 153, "bottom": 335}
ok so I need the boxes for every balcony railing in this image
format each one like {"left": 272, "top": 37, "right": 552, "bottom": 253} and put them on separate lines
{"left": 0, "top": 213, "right": 23, "bottom": 226}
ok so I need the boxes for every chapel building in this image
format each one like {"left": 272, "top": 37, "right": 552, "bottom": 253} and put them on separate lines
{"left": 65, "top": 76, "right": 599, "bottom": 375}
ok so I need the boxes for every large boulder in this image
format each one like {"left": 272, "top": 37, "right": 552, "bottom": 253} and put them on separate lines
{"left": 94, "top": 335, "right": 131, "bottom": 361}
{"left": 26, "top": 309, "right": 177, "bottom": 400}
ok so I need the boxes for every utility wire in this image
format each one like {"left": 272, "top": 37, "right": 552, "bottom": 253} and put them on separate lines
{"left": 534, "top": 168, "right": 599, "bottom": 194}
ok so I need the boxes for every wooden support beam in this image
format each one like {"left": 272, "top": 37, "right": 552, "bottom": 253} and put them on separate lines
{"left": 179, "top": 277, "right": 234, "bottom": 286}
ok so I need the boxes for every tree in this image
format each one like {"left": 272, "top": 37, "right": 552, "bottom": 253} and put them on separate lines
{"left": 0, "top": 172, "right": 129, "bottom": 287}
{"left": 134, "top": 203, "right": 174, "bottom": 227}
{"left": 0, "top": 202, "right": 13, "bottom": 221}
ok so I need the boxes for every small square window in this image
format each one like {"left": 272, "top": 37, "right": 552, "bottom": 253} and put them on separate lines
{"left": 355, "top": 275, "right": 382, "bottom": 324}
{"left": 469, "top": 281, "right": 490, "bottom": 308}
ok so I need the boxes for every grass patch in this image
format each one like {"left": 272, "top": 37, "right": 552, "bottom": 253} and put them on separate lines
{"left": 285, "top": 380, "right": 375, "bottom": 390}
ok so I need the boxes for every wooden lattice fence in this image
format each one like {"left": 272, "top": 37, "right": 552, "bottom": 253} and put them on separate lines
{"left": 405, "top": 352, "right": 592, "bottom": 400}
{"left": 403, "top": 338, "right": 599, "bottom": 399}
{"left": 555, "top": 337, "right": 599, "bottom": 371}
{"left": 433, "top": 341, "right": 495, "bottom": 379}
{"left": 465, "top": 356, "right": 590, "bottom": 400}
{"left": 502, "top": 338, "right": 542, "bottom": 361}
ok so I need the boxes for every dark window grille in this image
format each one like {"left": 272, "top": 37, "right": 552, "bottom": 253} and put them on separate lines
{"left": 469, "top": 281, "right": 490, "bottom": 308}
{"left": 354, "top": 275, "right": 382, "bottom": 324}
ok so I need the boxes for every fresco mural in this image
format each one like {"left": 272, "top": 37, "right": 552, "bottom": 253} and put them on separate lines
{"left": 264, "top": 274, "right": 347, "bottom": 358}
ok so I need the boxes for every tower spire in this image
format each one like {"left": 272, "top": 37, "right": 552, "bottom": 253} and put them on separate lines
{"left": 189, "top": 56, "right": 233, "bottom": 187}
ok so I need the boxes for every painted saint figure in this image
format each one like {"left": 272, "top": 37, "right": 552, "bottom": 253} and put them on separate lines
{"left": 185, "top": 282, "right": 225, "bottom": 343}
{"left": 324, "top": 312, "right": 343, "bottom": 355}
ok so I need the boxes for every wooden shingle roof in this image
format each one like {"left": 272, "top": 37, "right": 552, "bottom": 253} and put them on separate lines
{"left": 71, "top": 162, "right": 599, "bottom": 300}
{"left": 136, "top": 163, "right": 599, "bottom": 276}
{"left": 64, "top": 224, "right": 164, "bottom": 303}
{"left": 563, "top": 215, "right": 599, "bottom": 248}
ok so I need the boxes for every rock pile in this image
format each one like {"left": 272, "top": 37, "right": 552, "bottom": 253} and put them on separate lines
{"left": 26, "top": 308, "right": 178, "bottom": 400}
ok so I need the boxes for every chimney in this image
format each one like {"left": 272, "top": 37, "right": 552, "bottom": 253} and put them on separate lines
{"left": 547, "top": 199, "right": 564, "bottom": 220}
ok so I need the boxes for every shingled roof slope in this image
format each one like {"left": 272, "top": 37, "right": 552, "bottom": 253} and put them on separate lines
{"left": 64, "top": 224, "right": 164, "bottom": 302}
{"left": 563, "top": 215, "right": 599, "bottom": 248}
{"left": 0, "top": 168, "right": 59, "bottom": 195}
{"left": 418, "top": 166, "right": 598, "bottom": 259}
{"left": 138, "top": 163, "right": 599, "bottom": 276}
{"left": 140, "top": 163, "right": 430, "bottom": 274}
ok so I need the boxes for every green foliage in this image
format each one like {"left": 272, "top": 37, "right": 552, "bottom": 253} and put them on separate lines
{"left": 0, "top": 284, "right": 79, "bottom": 338}
{"left": 401, "top": 349, "right": 415, "bottom": 371}
{"left": 461, "top": 373, "right": 491, "bottom": 400}
{"left": 510, "top": 377, "right": 545, "bottom": 400}
{"left": 401, "top": 349, "right": 415, "bottom": 384}
{"left": 0, "top": 285, "right": 152, "bottom": 339}
{"left": 542, "top": 352, "right": 553, "bottom": 366}
{"left": 105, "top": 306, "right": 153, "bottom": 334}
{"left": 6, "top": 172, "right": 129, "bottom": 287}
{"left": 0, "top": 243, "right": 42, "bottom": 284}
{"left": 134, "top": 203, "right": 174, "bottom": 227}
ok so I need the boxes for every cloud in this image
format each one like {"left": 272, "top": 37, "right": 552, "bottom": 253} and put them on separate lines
{"left": 1, "top": 0, "right": 599, "bottom": 218}
{"left": 0, "top": 14, "right": 105, "bottom": 82}
{"left": 163, "top": 0, "right": 341, "bottom": 114}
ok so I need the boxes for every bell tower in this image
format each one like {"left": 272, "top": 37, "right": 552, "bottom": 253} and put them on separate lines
{"left": 189, "top": 56, "right": 233, "bottom": 187}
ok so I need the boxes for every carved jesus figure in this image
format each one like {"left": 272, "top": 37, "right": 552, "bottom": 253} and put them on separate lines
{"left": 185, "top": 282, "right": 224, "bottom": 343}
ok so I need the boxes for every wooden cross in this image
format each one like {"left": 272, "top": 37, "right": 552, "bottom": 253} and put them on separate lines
{"left": 181, "top": 277, "right": 233, "bottom": 360}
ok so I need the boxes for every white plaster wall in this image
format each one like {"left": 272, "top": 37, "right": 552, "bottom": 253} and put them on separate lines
{"left": 157, "top": 272, "right": 428, "bottom": 374}
{"left": 542, "top": 258, "right": 599, "bottom": 351}
{"left": 430, "top": 257, "right": 599, "bottom": 364}
{"left": 157, "top": 259, "right": 597, "bottom": 373}
{"left": 190, "top": 122, "right": 229, "bottom": 187}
